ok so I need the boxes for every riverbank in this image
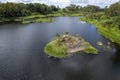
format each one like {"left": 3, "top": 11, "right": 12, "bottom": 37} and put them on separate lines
{"left": 19, "top": 15, "right": 54, "bottom": 24}
{"left": 80, "top": 17, "right": 120, "bottom": 44}
{"left": 0, "top": 13, "right": 83, "bottom": 24}
{"left": 22, "top": 18, "right": 53, "bottom": 24}
{"left": 0, "top": 14, "right": 55, "bottom": 24}
{"left": 44, "top": 33, "right": 98, "bottom": 58}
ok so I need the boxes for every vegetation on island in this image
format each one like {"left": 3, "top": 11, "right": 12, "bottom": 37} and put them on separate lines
{"left": 44, "top": 33, "right": 98, "bottom": 58}
{"left": 44, "top": 36, "right": 67, "bottom": 58}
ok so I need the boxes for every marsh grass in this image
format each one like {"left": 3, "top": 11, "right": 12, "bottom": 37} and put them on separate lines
{"left": 20, "top": 15, "right": 46, "bottom": 20}
{"left": 33, "top": 18, "right": 53, "bottom": 23}
{"left": 84, "top": 42, "right": 98, "bottom": 54}
{"left": 22, "top": 18, "right": 53, "bottom": 24}
{"left": 44, "top": 37, "right": 67, "bottom": 58}
{"left": 80, "top": 17, "right": 120, "bottom": 44}
{"left": 22, "top": 20, "right": 30, "bottom": 24}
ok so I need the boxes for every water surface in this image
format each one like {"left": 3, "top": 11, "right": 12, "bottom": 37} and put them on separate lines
{"left": 0, "top": 17, "right": 120, "bottom": 80}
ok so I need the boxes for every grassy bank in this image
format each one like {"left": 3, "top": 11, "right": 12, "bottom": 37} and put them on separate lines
{"left": 20, "top": 15, "right": 46, "bottom": 20}
{"left": 84, "top": 42, "right": 98, "bottom": 54}
{"left": 0, "top": 13, "right": 83, "bottom": 24}
{"left": 80, "top": 17, "right": 120, "bottom": 44}
{"left": 22, "top": 18, "right": 53, "bottom": 24}
{"left": 20, "top": 14, "right": 53, "bottom": 24}
{"left": 0, "top": 15, "right": 53, "bottom": 24}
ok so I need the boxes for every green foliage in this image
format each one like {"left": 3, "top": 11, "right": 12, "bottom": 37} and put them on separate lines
{"left": 20, "top": 15, "right": 46, "bottom": 20}
{"left": 22, "top": 20, "right": 30, "bottom": 24}
{"left": 46, "top": 13, "right": 62, "bottom": 17}
{"left": 22, "top": 18, "right": 53, "bottom": 24}
{"left": 80, "top": 16, "right": 120, "bottom": 44}
{"left": 63, "top": 4, "right": 102, "bottom": 14}
{"left": 64, "top": 4, "right": 81, "bottom": 13}
{"left": 0, "top": 2, "right": 59, "bottom": 20}
{"left": 82, "top": 5, "right": 101, "bottom": 12}
{"left": 105, "top": 2, "right": 120, "bottom": 16}
{"left": 0, "top": 2, "right": 105, "bottom": 23}
{"left": 33, "top": 18, "right": 53, "bottom": 23}
{"left": 84, "top": 42, "right": 98, "bottom": 54}
{"left": 44, "top": 37, "right": 67, "bottom": 58}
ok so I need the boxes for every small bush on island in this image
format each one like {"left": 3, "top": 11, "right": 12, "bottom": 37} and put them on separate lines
{"left": 44, "top": 33, "right": 98, "bottom": 58}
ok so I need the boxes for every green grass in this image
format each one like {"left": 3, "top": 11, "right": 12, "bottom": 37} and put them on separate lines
{"left": 46, "top": 13, "right": 83, "bottom": 17}
{"left": 20, "top": 15, "right": 46, "bottom": 20}
{"left": 69, "top": 13, "right": 82, "bottom": 16}
{"left": 20, "top": 14, "right": 54, "bottom": 24}
{"left": 47, "top": 13, "right": 62, "bottom": 17}
{"left": 33, "top": 18, "right": 53, "bottom": 23}
{"left": 22, "top": 18, "right": 53, "bottom": 24}
{"left": 0, "top": 13, "right": 83, "bottom": 24}
{"left": 84, "top": 42, "right": 98, "bottom": 54}
{"left": 44, "top": 37, "right": 67, "bottom": 58}
{"left": 22, "top": 20, "right": 30, "bottom": 24}
{"left": 80, "top": 17, "right": 120, "bottom": 45}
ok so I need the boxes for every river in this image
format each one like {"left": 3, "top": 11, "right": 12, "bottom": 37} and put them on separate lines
{"left": 0, "top": 17, "right": 120, "bottom": 80}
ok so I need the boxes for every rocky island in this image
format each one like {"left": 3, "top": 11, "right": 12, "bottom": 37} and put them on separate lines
{"left": 44, "top": 33, "right": 98, "bottom": 58}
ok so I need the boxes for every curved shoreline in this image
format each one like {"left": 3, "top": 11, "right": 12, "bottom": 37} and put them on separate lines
{"left": 80, "top": 17, "right": 120, "bottom": 45}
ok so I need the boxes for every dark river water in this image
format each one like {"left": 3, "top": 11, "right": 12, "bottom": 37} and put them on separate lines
{"left": 0, "top": 17, "right": 120, "bottom": 80}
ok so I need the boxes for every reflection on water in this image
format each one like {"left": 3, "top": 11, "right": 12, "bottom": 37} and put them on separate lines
{"left": 111, "top": 44, "right": 120, "bottom": 65}
{"left": 0, "top": 17, "right": 120, "bottom": 80}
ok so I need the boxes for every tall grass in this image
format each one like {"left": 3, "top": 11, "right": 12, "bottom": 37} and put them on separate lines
{"left": 44, "top": 37, "right": 67, "bottom": 58}
{"left": 80, "top": 17, "right": 120, "bottom": 44}
{"left": 84, "top": 42, "right": 98, "bottom": 54}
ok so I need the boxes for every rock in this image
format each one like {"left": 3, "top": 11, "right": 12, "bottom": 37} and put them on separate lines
{"left": 107, "top": 42, "right": 110, "bottom": 45}
{"left": 97, "top": 41, "right": 103, "bottom": 46}
{"left": 106, "top": 46, "right": 110, "bottom": 48}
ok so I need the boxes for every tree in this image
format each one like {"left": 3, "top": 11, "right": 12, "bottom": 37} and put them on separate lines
{"left": 83, "top": 5, "right": 101, "bottom": 13}
{"left": 64, "top": 4, "right": 81, "bottom": 13}
{"left": 106, "top": 2, "right": 120, "bottom": 16}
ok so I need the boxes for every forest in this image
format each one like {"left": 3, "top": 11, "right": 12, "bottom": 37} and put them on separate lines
{"left": 0, "top": 3, "right": 104, "bottom": 19}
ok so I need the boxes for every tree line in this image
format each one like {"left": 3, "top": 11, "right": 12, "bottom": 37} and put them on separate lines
{"left": 0, "top": 3, "right": 60, "bottom": 19}
{"left": 82, "top": 1, "right": 120, "bottom": 29}
{"left": 0, "top": 2, "right": 119, "bottom": 19}
{"left": 63, "top": 4, "right": 102, "bottom": 13}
